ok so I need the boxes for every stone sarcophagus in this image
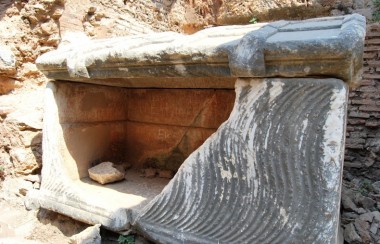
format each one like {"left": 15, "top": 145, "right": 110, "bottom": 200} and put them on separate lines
{"left": 30, "top": 14, "right": 365, "bottom": 243}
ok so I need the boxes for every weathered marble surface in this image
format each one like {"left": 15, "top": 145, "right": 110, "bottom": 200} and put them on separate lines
{"left": 29, "top": 77, "right": 348, "bottom": 243}
{"left": 134, "top": 78, "right": 348, "bottom": 243}
{"left": 36, "top": 14, "right": 365, "bottom": 86}
{"left": 29, "top": 14, "right": 365, "bottom": 243}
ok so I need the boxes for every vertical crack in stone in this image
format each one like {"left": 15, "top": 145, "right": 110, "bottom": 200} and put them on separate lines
{"left": 175, "top": 92, "right": 217, "bottom": 150}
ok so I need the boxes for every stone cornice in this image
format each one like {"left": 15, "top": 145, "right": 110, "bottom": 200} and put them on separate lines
{"left": 36, "top": 14, "right": 366, "bottom": 86}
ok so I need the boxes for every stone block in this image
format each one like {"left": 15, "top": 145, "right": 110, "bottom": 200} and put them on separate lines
{"left": 0, "top": 77, "right": 17, "bottom": 94}
{"left": 344, "top": 223, "right": 363, "bottom": 243}
{"left": 69, "top": 224, "right": 101, "bottom": 244}
{"left": 354, "top": 219, "right": 372, "bottom": 243}
{"left": 88, "top": 162, "right": 125, "bottom": 185}
{"left": 36, "top": 14, "right": 366, "bottom": 86}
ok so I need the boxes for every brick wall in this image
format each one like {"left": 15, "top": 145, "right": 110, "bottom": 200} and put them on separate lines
{"left": 345, "top": 23, "right": 380, "bottom": 179}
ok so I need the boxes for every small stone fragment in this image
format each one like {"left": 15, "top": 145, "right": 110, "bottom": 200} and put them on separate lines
{"left": 33, "top": 182, "right": 40, "bottom": 189}
{"left": 356, "top": 208, "right": 367, "bottom": 214}
{"left": 369, "top": 193, "right": 380, "bottom": 202}
{"left": 371, "top": 211, "right": 380, "bottom": 222}
{"left": 342, "top": 193, "right": 358, "bottom": 211}
{"left": 359, "top": 197, "right": 376, "bottom": 209}
{"left": 18, "top": 179, "right": 34, "bottom": 196}
{"left": 158, "top": 169, "right": 174, "bottom": 179}
{"left": 88, "top": 6, "right": 97, "bottom": 14}
{"left": 354, "top": 219, "right": 372, "bottom": 243}
{"left": 342, "top": 212, "right": 359, "bottom": 219}
{"left": 52, "top": 8, "right": 64, "bottom": 19}
{"left": 144, "top": 168, "right": 157, "bottom": 178}
{"left": 0, "top": 45, "right": 16, "bottom": 75}
{"left": 88, "top": 162, "right": 125, "bottom": 185}
{"left": 370, "top": 222, "right": 378, "bottom": 235}
{"left": 69, "top": 224, "right": 101, "bottom": 244}
{"left": 0, "top": 77, "right": 17, "bottom": 94}
{"left": 360, "top": 212, "right": 375, "bottom": 222}
{"left": 23, "top": 174, "right": 41, "bottom": 183}
{"left": 344, "top": 223, "right": 362, "bottom": 243}
{"left": 21, "top": 63, "right": 40, "bottom": 77}
{"left": 373, "top": 181, "right": 380, "bottom": 194}
{"left": 0, "top": 105, "right": 14, "bottom": 116}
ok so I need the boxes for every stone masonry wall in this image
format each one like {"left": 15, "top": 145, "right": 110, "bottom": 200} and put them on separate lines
{"left": 341, "top": 23, "right": 380, "bottom": 243}
{"left": 345, "top": 23, "right": 380, "bottom": 179}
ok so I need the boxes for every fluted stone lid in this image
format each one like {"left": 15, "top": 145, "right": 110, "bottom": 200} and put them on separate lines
{"left": 36, "top": 14, "right": 366, "bottom": 86}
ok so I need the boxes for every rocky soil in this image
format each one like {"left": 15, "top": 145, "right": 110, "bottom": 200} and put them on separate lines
{"left": 0, "top": 177, "right": 88, "bottom": 243}
{"left": 0, "top": 0, "right": 379, "bottom": 243}
{"left": 341, "top": 175, "right": 380, "bottom": 243}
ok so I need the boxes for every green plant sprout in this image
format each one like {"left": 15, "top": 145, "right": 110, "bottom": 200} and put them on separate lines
{"left": 249, "top": 17, "right": 258, "bottom": 24}
{"left": 117, "top": 234, "right": 135, "bottom": 244}
{"left": 373, "top": 0, "right": 380, "bottom": 22}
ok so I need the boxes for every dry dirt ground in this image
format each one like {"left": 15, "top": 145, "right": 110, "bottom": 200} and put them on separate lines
{"left": 0, "top": 177, "right": 154, "bottom": 244}
{"left": 0, "top": 178, "right": 87, "bottom": 244}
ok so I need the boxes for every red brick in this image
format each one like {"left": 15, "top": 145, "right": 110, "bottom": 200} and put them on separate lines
{"left": 344, "top": 161, "right": 363, "bottom": 167}
{"left": 351, "top": 99, "right": 376, "bottom": 105}
{"left": 367, "top": 39, "right": 380, "bottom": 44}
{"left": 360, "top": 92, "right": 380, "bottom": 99}
{"left": 360, "top": 80, "right": 376, "bottom": 86}
{"left": 359, "top": 106, "right": 380, "bottom": 112}
{"left": 344, "top": 156, "right": 356, "bottom": 161}
{"left": 357, "top": 86, "right": 378, "bottom": 92}
{"left": 366, "top": 32, "right": 380, "bottom": 37}
{"left": 345, "top": 24, "right": 379, "bottom": 169}
{"left": 348, "top": 92, "right": 358, "bottom": 98}
{"left": 364, "top": 46, "right": 380, "bottom": 51}
{"left": 365, "top": 121, "right": 380, "bottom": 127}
{"left": 345, "top": 144, "right": 364, "bottom": 149}
{"left": 349, "top": 132, "right": 367, "bottom": 138}
{"left": 363, "top": 52, "right": 377, "bottom": 59}
{"left": 362, "top": 74, "right": 380, "bottom": 79}
{"left": 349, "top": 112, "right": 370, "bottom": 118}
{"left": 367, "top": 60, "right": 380, "bottom": 67}
{"left": 348, "top": 119, "right": 366, "bottom": 125}
{"left": 362, "top": 67, "right": 370, "bottom": 72}
{"left": 368, "top": 24, "right": 380, "bottom": 29}
{"left": 346, "top": 138, "right": 366, "bottom": 144}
